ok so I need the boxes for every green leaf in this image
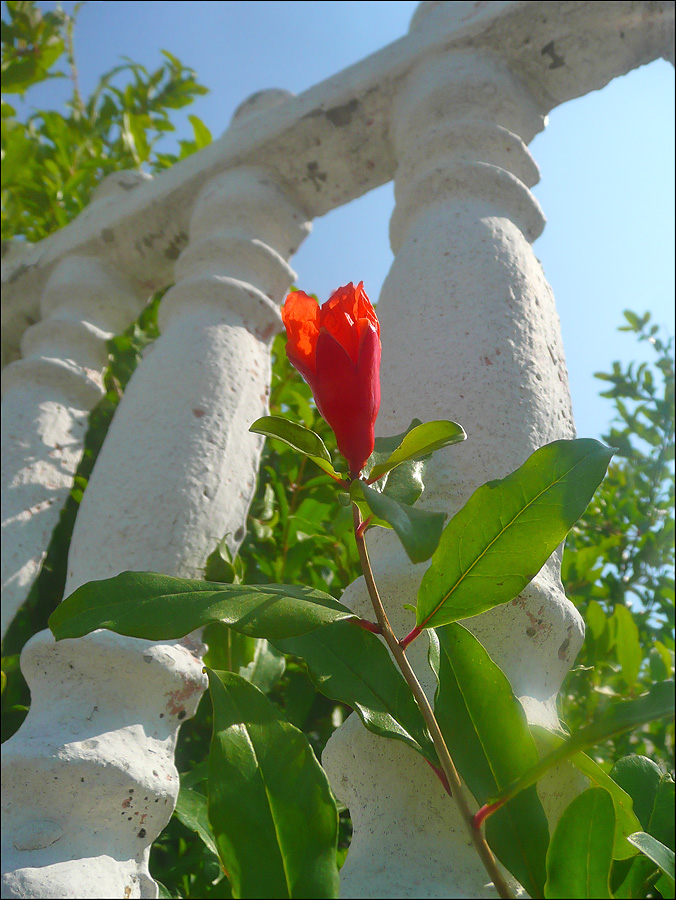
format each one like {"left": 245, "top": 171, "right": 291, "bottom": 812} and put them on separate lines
{"left": 356, "top": 482, "right": 446, "bottom": 564}
{"left": 586, "top": 600, "right": 614, "bottom": 657}
{"left": 188, "top": 113, "right": 211, "bottom": 149}
{"left": 181, "top": 760, "right": 209, "bottom": 791}
{"left": 206, "top": 669, "right": 339, "bottom": 899}
{"left": 430, "top": 624, "right": 549, "bottom": 898}
{"left": 544, "top": 788, "right": 615, "bottom": 899}
{"left": 657, "top": 872, "right": 675, "bottom": 900}
{"left": 378, "top": 456, "right": 426, "bottom": 506}
{"left": 649, "top": 776, "right": 675, "bottom": 852}
{"left": 417, "top": 439, "right": 615, "bottom": 629}
{"left": 364, "top": 419, "right": 428, "bottom": 506}
{"left": 249, "top": 416, "right": 339, "bottom": 478}
{"left": 486, "top": 682, "right": 675, "bottom": 810}
{"left": 650, "top": 644, "right": 671, "bottom": 681}
{"left": 613, "top": 605, "right": 642, "bottom": 688}
{"left": 273, "top": 618, "right": 437, "bottom": 764}
{"left": 531, "top": 727, "right": 641, "bottom": 861}
{"left": 174, "top": 785, "right": 221, "bottom": 861}
{"left": 609, "top": 755, "right": 662, "bottom": 832}
{"left": 365, "top": 419, "right": 422, "bottom": 473}
{"left": 616, "top": 776, "right": 675, "bottom": 899}
{"left": 368, "top": 420, "right": 466, "bottom": 482}
{"left": 203, "top": 621, "right": 256, "bottom": 673}
{"left": 239, "top": 638, "right": 285, "bottom": 693}
{"left": 49, "top": 571, "right": 356, "bottom": 642}
{"left": 627, "top": 833, "right": 675, "bottom": 887}
{"left": 156, "top": 881, "right": 173, "bottom": 900}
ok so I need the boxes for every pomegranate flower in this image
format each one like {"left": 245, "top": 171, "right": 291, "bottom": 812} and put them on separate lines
{"left": 281, "top": 282, "right": 381, "bottom": 477}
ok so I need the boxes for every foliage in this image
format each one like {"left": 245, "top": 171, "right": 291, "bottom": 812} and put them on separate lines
{"left": 3, "top": 5, "right": 674, "bottom": 899}
{"left": 2, "top": 0, "right": 210, "bottom": 243}
{"left": 51, "top": 425, "right": 674, "bottom": 899}
{"left": 562, "top": 311, "right": 675, "bottom": 770}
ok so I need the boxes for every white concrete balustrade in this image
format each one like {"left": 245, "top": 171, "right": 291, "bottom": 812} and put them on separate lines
{"left": 1, "top": 3, "right": 673, "bottom": 898}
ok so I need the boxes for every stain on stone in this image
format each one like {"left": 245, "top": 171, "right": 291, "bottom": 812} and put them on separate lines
{"left": 541, "top": 41, "right": 565, "bottom": 70}
{"left": 8, "top": 262, "right": 32, "bottom": 284}
{"left": 164, "top": 231, "right": 188, "bottom": 260}
{"left": 101, "top": 228, "right": 115, "bottom": 243}
{"left": 306, "top": 161, "right": 328, "bottom": 191}
{"left": 324, "top": 98, "right": 360, "bottom": 127}
{"left": 137, "top": 828, "right": 147, "bottom": 838}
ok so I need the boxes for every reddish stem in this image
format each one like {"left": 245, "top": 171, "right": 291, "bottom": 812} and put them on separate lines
{"left": 354, "top": 618, "right": 383, "bottom": 635}
{"left": 328, "top": 470, "right": 350, "bottom": 486}
{"left": 355, "top": 515, "right": 372, "bottom": 539}
{"left": 426, "top": 760, "right": 452, "bottom": 797}
{"left": 399, "top": 625, "right": 423, "bottom": 650}
{"left": 473, "top": 799, "right": 506, "bottom": 830}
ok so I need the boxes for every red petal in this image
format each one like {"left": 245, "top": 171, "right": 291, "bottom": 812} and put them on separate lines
{"left": 281, "top": 291, "right": 320, "bottom": 373}
{"left": 310, "top": 324, "right": 381, "bottom": 475}
{"left": 320, "top": 285, "right": 360, "bottom": 363}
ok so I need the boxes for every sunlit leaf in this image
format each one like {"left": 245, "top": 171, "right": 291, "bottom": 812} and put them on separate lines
{"left": 417, "top": 439, "right": 615, "bottom": 629}
{"left": 250, "top": 416, "right": 339, "bottom": 478}
{"left": 274, "top": 619, "right": 437, "bottom": 764}
{"left": 430, "top": 624, "right": 549, "bottom": 898}
{"left": 531, "top": 727, "right": 641, "bottom": 860}
{"left": 355, "top": 482, "right": 445, "bottom": 564}
{"left": 545, "top": 788, "right": 615, "bottom": 899}
{"left": 49, "top": 571, "right": 356, "bottom": 642}
{"left": 627, "top": 833, "right": 675, "bottom": 888}
{"left": 486, "top": 682, "right": 674, "bottom": 809}
{"left": 174, "top": 785, "right": 220, "bottom": 861}
{"left": 207, "top": 670, "right": 338, "bottom": 898}
{"left": 368, "top": 420, "right": 466, "bottom": 482}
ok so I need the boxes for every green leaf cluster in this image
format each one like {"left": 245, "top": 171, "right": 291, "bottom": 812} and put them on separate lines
{"left": 3, "top": 7, "right": 674, "bottom": 896}
{"left": 2, "top": 1, "right": 210, "bottom": 243}
{"left": 562, "top": 312, "right": 674, "bottom": 769}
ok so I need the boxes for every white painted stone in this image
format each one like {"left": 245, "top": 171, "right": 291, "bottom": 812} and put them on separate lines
{"left": 1, "top": 155, "right": 310, "bottom": 897}
{"left": 323, "top": 41, "right": 583, "bottom": 900}
{"left": 1, "top": 241, "right": 146, "bottom": 639}
{"left": 2, "top": 3, "right": 670, "bottom": 368}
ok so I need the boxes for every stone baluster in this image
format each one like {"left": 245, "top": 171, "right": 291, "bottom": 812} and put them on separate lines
{"left": 2, "top": 92, "right": 311, "bottom": 899}
{"left": 323, "top": 29, "right": 583, "bottom": 900}
{"left": 1, "top": 172, "right": 151, "bottom": 640}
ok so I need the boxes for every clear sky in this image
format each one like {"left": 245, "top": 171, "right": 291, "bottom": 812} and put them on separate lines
{"left": 8, "top": 1, "right": 675, "bottom": 442}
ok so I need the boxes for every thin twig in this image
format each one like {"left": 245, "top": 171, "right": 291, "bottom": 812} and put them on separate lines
{"left": 351, "top": 502, "right": 515, "bottom": 900}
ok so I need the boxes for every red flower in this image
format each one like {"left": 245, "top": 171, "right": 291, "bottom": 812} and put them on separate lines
{"left": 281, "top": 282, "right": 381, "bottom": 476}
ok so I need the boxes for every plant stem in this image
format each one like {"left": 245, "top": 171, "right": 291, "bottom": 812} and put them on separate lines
{"left": 65, "top": 9, "right": 85, "bottom": 116}
{"left": 351, "top": 502, "right": 515, "bottom": 900}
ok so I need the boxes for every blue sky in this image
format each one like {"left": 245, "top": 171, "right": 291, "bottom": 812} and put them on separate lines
{"left": 8, "top": 1, "right": 675, "bottom": 441}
